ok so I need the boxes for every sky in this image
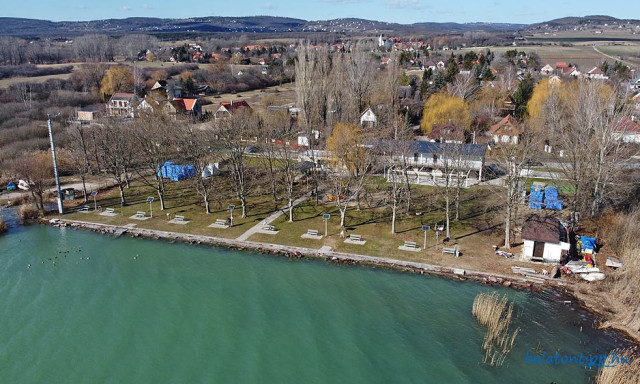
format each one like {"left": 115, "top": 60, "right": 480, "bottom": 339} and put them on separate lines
{"left": 4, "top": 0, "right": 640, "bottom": 25}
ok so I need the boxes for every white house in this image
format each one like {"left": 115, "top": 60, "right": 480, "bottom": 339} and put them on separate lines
{"left": 360, "top": 107, "right": 378, "bottom": 128}
{"left": 587, "top": 66, "right": 608, "bottom": 80}
{"left": 612, "top": 116, "right": 640, "bottom": 143}
{"left": 521, "top": 215, "right": 570, "bottom": 263}
{"left": 540, "top": 64, "right": 554, "bottom": 75}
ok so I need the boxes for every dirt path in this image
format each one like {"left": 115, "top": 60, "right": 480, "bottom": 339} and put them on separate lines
{"left": 592, "top": 46, "right": 638, "bottom": 69}
{"left": 235, "top": 192, "right": 311, "bottom": 241}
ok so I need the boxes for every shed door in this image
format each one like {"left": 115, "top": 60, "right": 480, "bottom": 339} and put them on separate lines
{"left": 533, "top": 241, "right": 545, "bottom": 259}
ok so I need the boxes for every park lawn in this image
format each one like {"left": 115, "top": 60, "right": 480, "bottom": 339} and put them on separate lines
{"left": 61, "top": 177, "right": 281, "bottom": 239}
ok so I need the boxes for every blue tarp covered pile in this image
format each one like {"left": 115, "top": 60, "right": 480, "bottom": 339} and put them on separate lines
{"left": 158, "top": 161, "right": 196, "bottom": 181}
{"left": 528, "top": 184, "right": 563, "bottom": 210}
{"left": 528, "top": 184, "right": 544, "bottom": 209}
{"left": 544, "top": 186, "right": 563, "bottom": 211}
{"left": 580, "top": 236, "right": 597, "bottom": 251}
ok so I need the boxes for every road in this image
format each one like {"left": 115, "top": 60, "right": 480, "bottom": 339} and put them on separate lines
{"left": 592, "top": 46, "right": 638, "bottom": 69}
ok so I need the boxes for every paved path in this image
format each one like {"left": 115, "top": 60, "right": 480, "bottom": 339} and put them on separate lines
{"left": 235, "top": 193, "right": 311, "bottom": 241}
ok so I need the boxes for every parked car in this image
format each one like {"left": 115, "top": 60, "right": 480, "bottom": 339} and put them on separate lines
{"left": 244, "top": 145, "right": 258, "bottom": 154}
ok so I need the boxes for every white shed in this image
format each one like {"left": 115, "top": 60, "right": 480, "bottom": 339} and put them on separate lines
{"left": 360, "top": 107, "right": 377, "bottom": 128}
{"left": 521, "top": 215, "right": 570, "bottom": 263}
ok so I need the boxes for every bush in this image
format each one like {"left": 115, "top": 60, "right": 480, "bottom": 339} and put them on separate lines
{"left": 19, "top": 204, "right": 41, "bottom": 220}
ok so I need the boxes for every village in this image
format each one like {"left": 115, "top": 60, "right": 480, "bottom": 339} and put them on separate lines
{"left": 1, "top": 21, "right": 640, "bottom": 354}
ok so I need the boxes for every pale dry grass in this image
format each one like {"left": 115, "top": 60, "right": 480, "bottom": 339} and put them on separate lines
{"left": 595, "top": 349, "right": 640, "bottom": 384}
{"left": 472, "top": 292, "right": 520, "bottom": 367}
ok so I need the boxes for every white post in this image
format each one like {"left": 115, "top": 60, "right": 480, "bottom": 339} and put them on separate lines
{"left": 47, "top": 114, "right": 63, "bottom": 214}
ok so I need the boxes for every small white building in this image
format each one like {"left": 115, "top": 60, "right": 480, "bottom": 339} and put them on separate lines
{"left": 360, "top": 107, "right": 378, "bottom": 128}
{"left": 521, "top": 215, "right": 570, "bottom": 263}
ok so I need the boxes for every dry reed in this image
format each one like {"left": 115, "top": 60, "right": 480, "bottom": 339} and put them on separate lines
{"left": 0, "top": 218, "right": 7, "bottom": 234}
{"left": 18, "top": 204, "right": 40, "bottom": 220}
{"left": 472, "top": 292, "right": 520, "bottom": 367}
{"left": 595, "top": 348, "right": 640, "bottom": 384}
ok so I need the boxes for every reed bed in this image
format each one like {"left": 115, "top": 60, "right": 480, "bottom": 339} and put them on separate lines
{"left": 596, "top": 348, "right": 640, "bottom": 384}
{"left": 0, "top": 218, "right": 7, "bottom": 234}
{"left": 472, "top": 292, "right": 520, "bottom": 367}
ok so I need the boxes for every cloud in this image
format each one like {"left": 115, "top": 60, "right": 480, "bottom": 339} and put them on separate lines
{"left": 119, "top": 6, "right": 131, "bottom": 11}
{"left": 142, "top": 4, "right": 152, "bottom": 10}
{"left": 263, "top": 2, "right": 276, "bottom": 9}
{"left": 386, "top": 0, "right": 425, "bottom": 9}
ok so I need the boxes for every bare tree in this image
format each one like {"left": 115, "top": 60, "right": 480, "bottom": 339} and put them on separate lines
{"left": 492, "top": 128, "right": 539, "bottom": 249}
{"left": 93, "top": 118, "right": 133, "bottom": 206}
{"left": 66, "top": 123, "right": 92, "bottom": 202}
{"left": 133, "top": 112, "right": 178, "bottom": 210}
{"left": 213, "top": 110, "right": 259, "bottom": 218}
{"left": 12, "top": 151, "right": 53, "bottom": 213}
{"left": 326, "top": 122, "right": 373, "bottom": 227}
{"left": 545, "top": 80, "right": 633, "bottom": 225}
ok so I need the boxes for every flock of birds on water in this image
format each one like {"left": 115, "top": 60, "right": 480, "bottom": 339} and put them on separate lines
{"left": 24, "top": 245, "right": 140, "bottom": 271}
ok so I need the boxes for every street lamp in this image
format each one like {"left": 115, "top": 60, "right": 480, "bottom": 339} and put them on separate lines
{"left": 323, "top": 213, "right": 330, "bottom": 237}
{"left": 422, "top": 225, "right": 431, "bottom": 250}
{"left": 91, "top": 191, "right": 98, "bottom": 211}
{"left": 47, "top": 114, "right": 63, "bottom": 214}
{"left": 147, "top": 197, "right": 154, "bottom": 218}
{"left": 228, "top": 205, "right": 235, "bottom": 226}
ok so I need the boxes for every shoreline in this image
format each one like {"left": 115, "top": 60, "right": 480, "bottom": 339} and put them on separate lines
{"left": 44, "top": 217, "right": 640, "bottom": 345}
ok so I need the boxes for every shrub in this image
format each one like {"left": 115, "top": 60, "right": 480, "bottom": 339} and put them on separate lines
{"left": 0, "top": 219, "right": 7, "bottom": 234}
{"left": 19, "top": 204, "right": 41, "bottom": 220}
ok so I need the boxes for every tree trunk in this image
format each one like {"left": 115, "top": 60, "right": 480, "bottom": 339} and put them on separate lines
{"left": 455, "top": 186, "right": 461, "bottom": 221}
{"left": 403, "top": 169, "right": 412, "bottom": 214}
{"left": 391, "top": 202, "right": 397, "bottom": 234}
{"left": 81, "top": 175, "right": 88, "bottom": 203}
{"left": 288, "top": 197, "right": 293, "bottom": 223}
{"left": 240, "top": 194, "right": 247, "bottom": 218}
{"left": 445, "top": 193, "right": 451, "bottom": 240}
{"left": 204, "top": 193, "right": 210, "bottom": 214}
{"left": 340, "top": 208, "right": 346, "bottom": 228}
{"left": 504, "top": 202, "right": 511, "bottom": 250}
{"left": 157, "top": 177, "right": 166, "bottom": 211}
{"left": 118, "top": 183, "right": 126, "bottom": 205}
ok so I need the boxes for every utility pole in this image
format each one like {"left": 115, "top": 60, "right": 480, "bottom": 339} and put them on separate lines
{"left": 47, "top": 114, "right": 64, "bottom": 214}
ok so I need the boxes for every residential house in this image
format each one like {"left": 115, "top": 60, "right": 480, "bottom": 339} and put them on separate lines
{"left": 214, "top": 100, "right": 252, "bottom": 119}
{"left": 360, "top": 107, "right": 378, "bottom": 128}
{"left": 540, "top": 64, "right": 554, "bottom": 76}
{"left": 549, "top": 75, "right": 562, "bottom": 85}
{"left": 173, "top": 98, "right": 202, "bottom": 117}
{"left": 489, "top": 115, "right": 519, "bottom": 145}
{"left": 381, "top": 57, "right": 391, "bottom": 65}
{"left": 424, "top": 60, "right": 437, "bottom": 71}
{"left": 106, "top": 93, "right": 138, "bottom": 117}
{"left": 587, "top": 66, "right": 608, "bottom": 80}
{"left": 521, "top": 215, "right": 570, "bottom": 263}
{"left": 428, "top": 121, "right": 465, "bottom": 143}
{"left": 612, "top": 116, "right": 640, "bottom": 143}
{"left": 151, "top": 80, "right": 182, "bottom": 99}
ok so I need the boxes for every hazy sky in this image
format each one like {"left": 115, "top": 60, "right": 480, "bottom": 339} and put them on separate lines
{"left": 5, "top": 0, "right": 640, "bottom": 24}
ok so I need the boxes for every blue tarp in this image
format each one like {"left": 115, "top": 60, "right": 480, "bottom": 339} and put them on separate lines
{"left": 580, "top": 236, "right": 597, "bottom": 251}
{"left": 7, "top": 182, "right": 16, "bottom": 190}
{"left": 158, "top": 161, "right": 196, "bottom": 181}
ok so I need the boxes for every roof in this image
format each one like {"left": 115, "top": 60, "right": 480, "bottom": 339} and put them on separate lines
{"left": 110, "top": 93, "right": 135, "bottom": 101}
{"left": 174, "top": 98, "right": 198, "bottom": 111}
{"left": 522, "top": 215, "right": 567, "bottom": 243}
{"left": 429, "top": 121, "right": 465, "bottom": 142}
{"left": 556, "top": 62, "right": 567, "bottom": 68}
{"left": 588, "top": 66, "right": 604, "bottom": 75}
{"left": 371, "top": 140, "right": 486, "bottom": 159}
{"left": 614, "top": 116, "right": 640, "bottom": 134}
{"left": 489, "top": 114, "right": 518, "bottom": 136}
{"left": 216, "top": 100, "right": 252, "bottom": 115}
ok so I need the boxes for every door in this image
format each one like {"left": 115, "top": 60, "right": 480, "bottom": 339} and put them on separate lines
{"left": 533, "top": 241, "right": 545, "bottom": 259}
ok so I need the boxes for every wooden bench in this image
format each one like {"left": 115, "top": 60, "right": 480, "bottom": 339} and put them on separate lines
{"left": 344, "top": 233, "right": 366, "bottom": 245}
{"left": 174, "top": 215, "right": 185, "bottom": 221}
{"left": 105, "top": 208, "right": 115, "bottom": 214}
{"left": 442, "top": 246, "right": 459, "bottom": 257}
{"left": 301, "top": 229, "right": 322, "bottom": 239}
{"left": 78, "top": 205, "right": 90, "bottom": 213}
{"left": 135, "top": 211, "right": 146, "bottom": 218}
{"left": 208, "top": 218, "right": 229, "bottom": 229}
{"left": 263, "top": 225, "right": 276, "bottom": 232}
{"left": 399, "top": 241, "right": 420, "bottom": 252}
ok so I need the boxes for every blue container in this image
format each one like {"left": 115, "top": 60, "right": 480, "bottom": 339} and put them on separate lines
{"left": 529, "top": 201, "right": 543, "bottom": 210}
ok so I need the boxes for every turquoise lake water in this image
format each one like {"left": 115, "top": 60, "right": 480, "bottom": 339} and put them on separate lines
{"left": 0, "top": 213, "right": 631, "bottom": 383}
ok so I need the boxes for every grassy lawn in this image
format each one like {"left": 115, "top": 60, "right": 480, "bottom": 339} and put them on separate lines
{"left": 57, "top": 173, "right": 546, "bottom": 276}
{"left": 61, "top": 177, "right": 282, "bottom": 239}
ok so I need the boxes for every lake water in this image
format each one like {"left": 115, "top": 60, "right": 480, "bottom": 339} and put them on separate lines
{"left": 0, "top": 212, "right": 631, "bottom": 383}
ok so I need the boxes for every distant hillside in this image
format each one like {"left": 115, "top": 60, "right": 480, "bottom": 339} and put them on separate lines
{"left": 527, "top": 15, "right": 640, "bottom": 31}
{"left": 0, "top": 16, "right": 525, "bottom": 37}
